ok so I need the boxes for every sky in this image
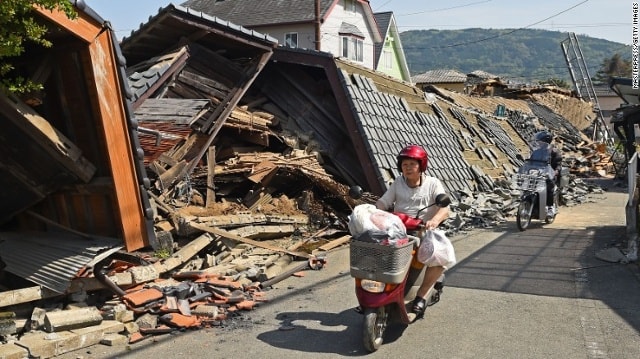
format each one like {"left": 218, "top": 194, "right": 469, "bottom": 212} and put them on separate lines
{"left": 85, "top": 0, "right": 630, "bottom": 45}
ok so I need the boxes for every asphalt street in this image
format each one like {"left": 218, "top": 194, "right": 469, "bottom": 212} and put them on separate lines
{"left": 60, "top": 177, "right": 640, "bottom": 359}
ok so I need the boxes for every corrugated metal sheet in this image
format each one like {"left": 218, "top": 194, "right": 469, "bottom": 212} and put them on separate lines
{"left": 0, "top": 232, "right": 122, "bottom": 293}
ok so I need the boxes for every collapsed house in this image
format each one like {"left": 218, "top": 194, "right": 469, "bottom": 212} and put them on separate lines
{"left": 0, "top": 3, "right": 620, "bottom": 358}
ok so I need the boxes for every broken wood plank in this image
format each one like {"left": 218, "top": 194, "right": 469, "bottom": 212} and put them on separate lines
{"left": 189, "top": 223, "right": 312, "bottom": 259}
{"left": 243, "top": 187, "right": 274, "bottom": 210}
{"left": 197, "top": 213, "right": 267, "bottom": 227}
{"left": 157, "top": 160, "right": 188, "bottom": 191}
{"left": 206, "top": 146, "right": 216, "bottom": 208}
{"left": 229, "top": 224, "right": 295, "bottom": 239}
{"left": 152, "top": 233, "right": 215, "bottom": 274}
{"left": 313, "top": 235, "right": 352, "bottom": 253}
{"left": 247, "top": 161, "right": 277, "bottom": 184}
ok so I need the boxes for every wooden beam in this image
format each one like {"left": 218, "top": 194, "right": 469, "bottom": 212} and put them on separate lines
{"left": 206, "top": 146, "right": 216, "bottom": 207}
{"left": 185, "top": 51, "right": 273, "bottom": 176}
{"left": 189, "top": 223, "right": 312, "bottom": 259}
{"left": 34, "top": 5, "right": 100, "bottom": 43}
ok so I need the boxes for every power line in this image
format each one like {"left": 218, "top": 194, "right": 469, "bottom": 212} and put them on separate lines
{"left": 396, "top": 0, "right": 493, "bottom": 16}
{"left": 420, "top": 0, "right": 590, "bottom": 49}
{"left": 372, "top": 0, "right": 395, "bottom": 12}
{"left": 395, "top": 22, "right": 626, "bottom": 30}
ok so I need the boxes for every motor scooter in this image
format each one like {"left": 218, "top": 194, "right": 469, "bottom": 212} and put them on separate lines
{"left": 513, "top": 168, "right": 559, "bottom": 231}
{"left": 513, "top": 143, "right": 566, "bottom": 231}
{"left": 348, "top": 188, "right": 450, "bottom": 352}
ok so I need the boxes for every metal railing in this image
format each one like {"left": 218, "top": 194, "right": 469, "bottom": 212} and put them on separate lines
{"left": 626, "top": 152, "right": 638, "bottom": 261}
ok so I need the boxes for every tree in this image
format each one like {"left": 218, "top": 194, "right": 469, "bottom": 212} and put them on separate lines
{"left": 0, "top": 0, "right": 76, "bottom": 93}
{"left": 592, "top": 53, "right": 631, "bottom": 84}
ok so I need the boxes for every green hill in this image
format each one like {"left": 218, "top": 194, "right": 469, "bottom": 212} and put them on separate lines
{"left": 400, "top": 28, "right": 629, "bottom": 83}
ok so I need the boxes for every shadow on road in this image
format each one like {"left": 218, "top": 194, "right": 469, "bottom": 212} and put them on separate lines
{"left": 256, "top": 308, "right": 366, "bottom": 356}
{"left": 445, "top": 219, "right": 640, "bottom": 332}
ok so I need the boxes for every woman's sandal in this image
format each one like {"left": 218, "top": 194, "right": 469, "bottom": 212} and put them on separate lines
{"left": 412, "top": 297, "right": 427, "bottom": 315}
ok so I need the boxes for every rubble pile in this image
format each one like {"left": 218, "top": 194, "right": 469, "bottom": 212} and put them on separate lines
{"left": 2, "top": 88, "right": 621, "bottom": 354}
{"left": 0, "top": 4, "right": 628, "bottom": 358}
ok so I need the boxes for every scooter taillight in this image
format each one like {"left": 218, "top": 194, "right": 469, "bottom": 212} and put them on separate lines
{"left": 356, "top": 278, "right": 398, "bottom": 293}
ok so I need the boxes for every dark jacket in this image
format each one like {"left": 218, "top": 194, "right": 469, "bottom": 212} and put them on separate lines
{"left": 549, "top": 145, "right": 562, "bottom": 172}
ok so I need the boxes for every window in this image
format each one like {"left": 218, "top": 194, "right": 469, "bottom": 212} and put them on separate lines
{"left": 284, "top": 33, "right": 298, "bottom": 48}
{"left": 382, "top": 50, "right": 392, "bottom": 68}
{"left": 344, "top": 0, "right": 356, "bottom": 13}
{"left": 341, "top": 36, "right": 364, "bottom": 62}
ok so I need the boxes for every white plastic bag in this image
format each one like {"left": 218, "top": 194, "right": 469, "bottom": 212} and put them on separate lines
{"left": 417, "top": 229, "right": 456, "bottom": 269}
{"left": 348, "top": 204, "right": 407, "bottom": 246}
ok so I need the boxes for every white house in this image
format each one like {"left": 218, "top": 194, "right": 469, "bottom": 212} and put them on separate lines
{"left": 181, "top": 0, "right": 383, "bottom": 70}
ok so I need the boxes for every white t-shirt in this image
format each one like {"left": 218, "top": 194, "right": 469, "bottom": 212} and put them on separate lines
{"left": 377, "top": 174, "right": 447, "bottom": 222}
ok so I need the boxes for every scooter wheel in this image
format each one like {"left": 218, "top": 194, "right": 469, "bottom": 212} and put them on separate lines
{"left": 516, "top": 199, "right": 533, "bottom": 231}
{"left": 362, "top": 307, "right": 387, "bottom": 352}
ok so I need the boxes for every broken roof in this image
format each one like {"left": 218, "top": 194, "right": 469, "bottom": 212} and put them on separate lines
{"left": 182, "top": 0, "right": 336, "bottom": 26}
{"left": 609, "top": 77, "right": 639, "bottom": 105}
{"left": 120, "top": 4, "right": 278, "bottom": 66}
{"left": 468, "top": 70, "right": 500, "bottom": 80}
{"left": 412, "top": 69, "right": 468, "bottom": 84}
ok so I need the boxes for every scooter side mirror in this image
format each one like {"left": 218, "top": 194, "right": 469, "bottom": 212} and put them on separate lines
{"left": 434, "top": 193, "right": 451, "bottom": 207}
{"left": 348, "top": 185, "right": 363, "bottom": 200}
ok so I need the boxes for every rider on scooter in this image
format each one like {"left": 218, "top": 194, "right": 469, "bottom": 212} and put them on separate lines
{"left": 375, "top": 144, "right": 452, "bottom": 315}
{"left": 531, "top": 131, "right": 563, "bottom": 217}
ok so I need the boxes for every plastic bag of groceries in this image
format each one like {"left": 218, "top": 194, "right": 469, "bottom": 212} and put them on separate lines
{"left": 417, "top": 229, "right": 456, "bottom": 269}
{"left": 348, "top": 204, "right": 408, "bottom": 246}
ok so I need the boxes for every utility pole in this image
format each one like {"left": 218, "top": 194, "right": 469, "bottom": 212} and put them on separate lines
{"left": 315, "top": 0, "right": 321, "bottom": 50}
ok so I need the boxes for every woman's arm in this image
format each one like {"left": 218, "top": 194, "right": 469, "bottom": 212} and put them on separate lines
{"left": 424, "top": 206, "right": 449, "bottom": 230}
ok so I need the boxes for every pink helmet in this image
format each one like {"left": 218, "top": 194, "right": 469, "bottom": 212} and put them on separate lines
{"left": 396, "top": 145, "right": 428, "bottom": 172}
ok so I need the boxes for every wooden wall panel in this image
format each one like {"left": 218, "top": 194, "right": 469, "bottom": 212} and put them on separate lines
{"left": 87, "top": 31, "right": 148, "bottom": 250}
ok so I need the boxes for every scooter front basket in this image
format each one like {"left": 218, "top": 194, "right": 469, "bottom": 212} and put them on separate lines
{"left": 349, "top": 239, "right": 415, "bottom": 284}
{"left": 513, "top": 173, "right": 546, "bottom": 192}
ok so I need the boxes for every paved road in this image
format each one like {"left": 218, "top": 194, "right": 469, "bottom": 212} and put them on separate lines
{"left": 61, "top": 177, "right": 640, "bottom": 359}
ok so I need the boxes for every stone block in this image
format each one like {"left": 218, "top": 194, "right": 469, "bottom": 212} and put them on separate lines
{"left": 15, "top": 332, "right": 57, "bottom": 358}
{"left": 123, "top": 322, "right": 139, "bottom": 335}
{"left": 0, "top": 342, "right": 28, "bottom": 359}
{"left": 43, "top": 307, "right": 102, "bottom": 332}
{"left": 134, "top": 313, "right": 158, "bottom": 329}
{"left": 192, "top": 305, "right": 219, "bottom": 318}
{"left": 100, "top": 333, "right": 128, "bottom": 346}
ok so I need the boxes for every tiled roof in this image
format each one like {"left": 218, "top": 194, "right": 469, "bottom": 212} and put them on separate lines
{"left": 181, "top": 0, "right": 335, "bottom": 26}
{"left": 412, "top": 69, "right": 467, "bottom": 84}
{"left": 468, "top": 70, "right": 500, "bottom": 80}
{"left": 126, "top": 47, "right": 190, "bottom": 104}
{"left": 121, "top": 4, "right": 277, "bottom": 66}
{"left": 339, "top": 71, "right": 476, "bottom": 194}
{"left": 339, "top": 22, "right": 364, "bottom": 37}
